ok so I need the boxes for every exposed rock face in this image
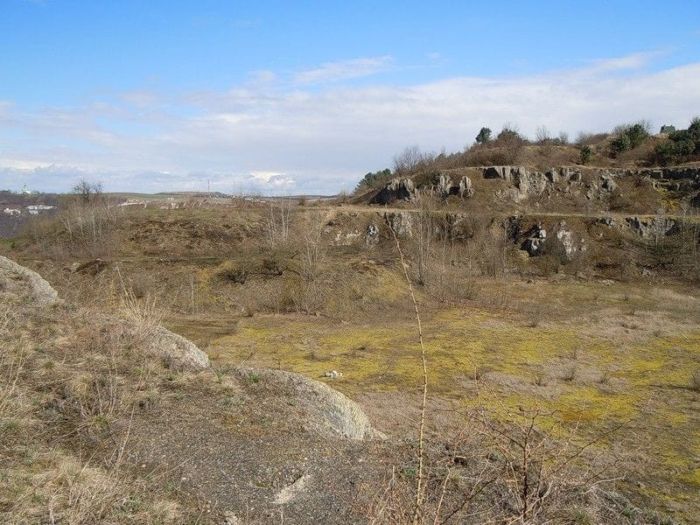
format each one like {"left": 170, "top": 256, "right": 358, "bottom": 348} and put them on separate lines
{"left": 365, "top": 224, "right": 380, "bottom": 245}
{"left": 435, "top": 174, "right": 474, "bottom": 199}
{"left": 625, "top": 217, "right": 678, "bottom": 239}
{"left": 600, "top": 174, "right": 618, "bottom": 192}
{"left": 521, "top": 224, "right": 547, "bottom": 256}
{"left": 383, "top": 211, "right": 413, "bottom": 237}
{"left": 483, "top": 166, "right": 512, "bottom": 180}
{"left": 554, "top": 221, "right": 585, "bottom": 261}
{"left": 460, "top": 176, "right": 475, "bottom": 198}
{"left": 512, "top": 168, "right": 548, "bottom": 201}
{"left": 484, "top": 166, "right": 550, "bottom": 202}
{"left": 519, "top": 221, "right": 584, "bottom": 260}
{"left": 0, "top": 256, "right": 59, "bottom": 306}
{"left": 369, "top": 178, "right": 416, "bottom": 205}
{"left": 479, "top": 165, "right": 700, "bottom": 205}
{"left": 237, "top": 368, "right": 384, "bottom": 441}
{"left": 148, "top": 326, "right": 210, "bottom": 371}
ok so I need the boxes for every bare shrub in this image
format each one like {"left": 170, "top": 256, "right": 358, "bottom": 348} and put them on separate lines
{"left": 366, "top": 409, "right": 625, "bottom": 524}
{"left": 0, "top": 302, "right": 12, "bottom": 337}
{"left": 265, "top": 200, "right": 291, "bottom": 247}
{"left": 25, "top": 196, "right": 122, "bottom": 259}
{"left": 72, "top": 179, "right": 104, "bottom": 204}
{"left": 394, "top": 146, "right": 433, "bottom": 176}
{"left": 535, "top": 125, "right": 552, "bottom": 144}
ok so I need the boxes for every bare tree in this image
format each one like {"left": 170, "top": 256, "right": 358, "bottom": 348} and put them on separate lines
{"left": 393, "top": 146, "right": 424, "bottom": 176}
{"left": 72, "top": 179, "right": 103, "bottom": 204}
{"left": 535, "top": 126, "right": 551, "bottom": 144}
{"left": 265, "top": 200, "right": 291, "bottom": 247}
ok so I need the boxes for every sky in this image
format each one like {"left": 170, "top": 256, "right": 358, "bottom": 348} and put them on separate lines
{"left": 1, "top": 0, "right": 700, "bottom": 194}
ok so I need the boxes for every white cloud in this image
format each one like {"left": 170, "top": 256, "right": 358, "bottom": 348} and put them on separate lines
{"left": 1, "top": 52, "right": 700, "bottom": 194}
{"left": 293, "top": 55, "right": 393, "bottom": 85}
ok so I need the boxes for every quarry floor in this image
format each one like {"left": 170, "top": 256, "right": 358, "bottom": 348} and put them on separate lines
{"left": 168, "top": 277, "right": 700, "bottom": 522}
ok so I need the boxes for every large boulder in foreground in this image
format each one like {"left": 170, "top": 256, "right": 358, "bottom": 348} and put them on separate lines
{"left": 0, "top": 255, "right": 59, "bottom": 306}
{"left": 237, "top": 368, "right": 384, "bottom": 441}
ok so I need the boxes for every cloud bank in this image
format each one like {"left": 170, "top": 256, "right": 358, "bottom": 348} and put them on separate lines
{"left": 1, "top": 53, "right": 699, "bottom": 194}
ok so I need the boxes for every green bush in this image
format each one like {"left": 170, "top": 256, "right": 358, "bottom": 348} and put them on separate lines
{"left": 610, "top": 122, "right": 650, "bottom": 155}
{"left": 653, "top": 117, "right": 700, "bottom": 165}
{"left": 579, "top": 145, "right": 593, "bottom": 165}
{"left": 355, "top": 168, "right": 392, "bottom": 193}
{"left": 475, "top": 127, "right": 492, "bottom": 144}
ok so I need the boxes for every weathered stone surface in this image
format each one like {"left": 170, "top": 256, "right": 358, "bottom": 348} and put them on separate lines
{"left": 365, "top": 223, "right": 380, "bottom": 245}
{"left": 625, "top": 217, "right": 678, "bottom": 239}
{"left": 148, "top": 326, "right": 210, "bottom": 371}
{"left": 600, "top": 173, "right": 618, "bottom": 192}
{"left": 522, "top": 223, "right": 547, "bottom": 256}
{"left": 435, "top": 174, "right": 474, "bottom": 199}
{"left": 369, "top": 178, "right": 416, "bottom": 205}
{"left": 483, "top": 166, "right": 512, "bottom": 181}
{"left": 0, "top": 255, "right": 59, "bottom": 306}
{"left": 519, "top": 221, "right": 584, "bottom": 260}
{"left": 236, "top": 368, "right": 384, "bottom": 441}
{"left": 459, "top": 175, "right": 475, "bottom": 198}
{"left": 383, "top": 211, "right": 413, "bottom": 237}
{"left": 554, "top": 221, "right": 585, "bottom": 260}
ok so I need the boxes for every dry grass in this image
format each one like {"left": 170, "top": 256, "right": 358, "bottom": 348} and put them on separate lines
{"left": 0, "top": 275, "right": 200, "bottom": 523}
{"left": 691, "top": 369, "right": 700, "bottom": 392}
{"left": 365, "top": 408, "right": 631, "bottom": 524}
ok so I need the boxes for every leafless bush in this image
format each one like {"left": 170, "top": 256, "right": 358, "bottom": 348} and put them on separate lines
{"left": 26, "top": 197, "right": 122, "bottom": 259}
{"left": 535, "top": 126, "right": 552, "bottom": 144}
{"left": 394, "top": 146, "right": 426, "bottom": 176}
{"left": 72, "top": 179, "right": 104, "bottom": 204}
{"left": 265, "top": 200, "right": 291, "bottom": 247}
{"left": 300, "top": 214, "right": 326, "bottom": 283}
{"left": 366, "top": 409, "right": 625, "bottom": 524}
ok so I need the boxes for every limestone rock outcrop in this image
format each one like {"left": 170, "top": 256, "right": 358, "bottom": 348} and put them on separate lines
{"left": 0, "top": 255, "right": 59, "bottom": 306}
{"left": 148, "top": 326, "right": 211, "bottom": 371}
{"left": 369, "top": 178, "right": 416, "bottom": 205}
{"left": 236, "top": 368, "right": 384, "bottom": 441}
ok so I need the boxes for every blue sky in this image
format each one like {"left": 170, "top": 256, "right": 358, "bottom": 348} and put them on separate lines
{"left": 1, "top": 0, "right": 700, "bottom": 193}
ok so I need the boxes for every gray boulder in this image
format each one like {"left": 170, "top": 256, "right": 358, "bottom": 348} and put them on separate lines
{"left": 0, "top": 256, "right": 59, "bottom": 306}
{"left": 237, "top": 368, "right": 384, "bottom": 441}
{"left": 148, "top": 326, "right": 210, "bottom": 371}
